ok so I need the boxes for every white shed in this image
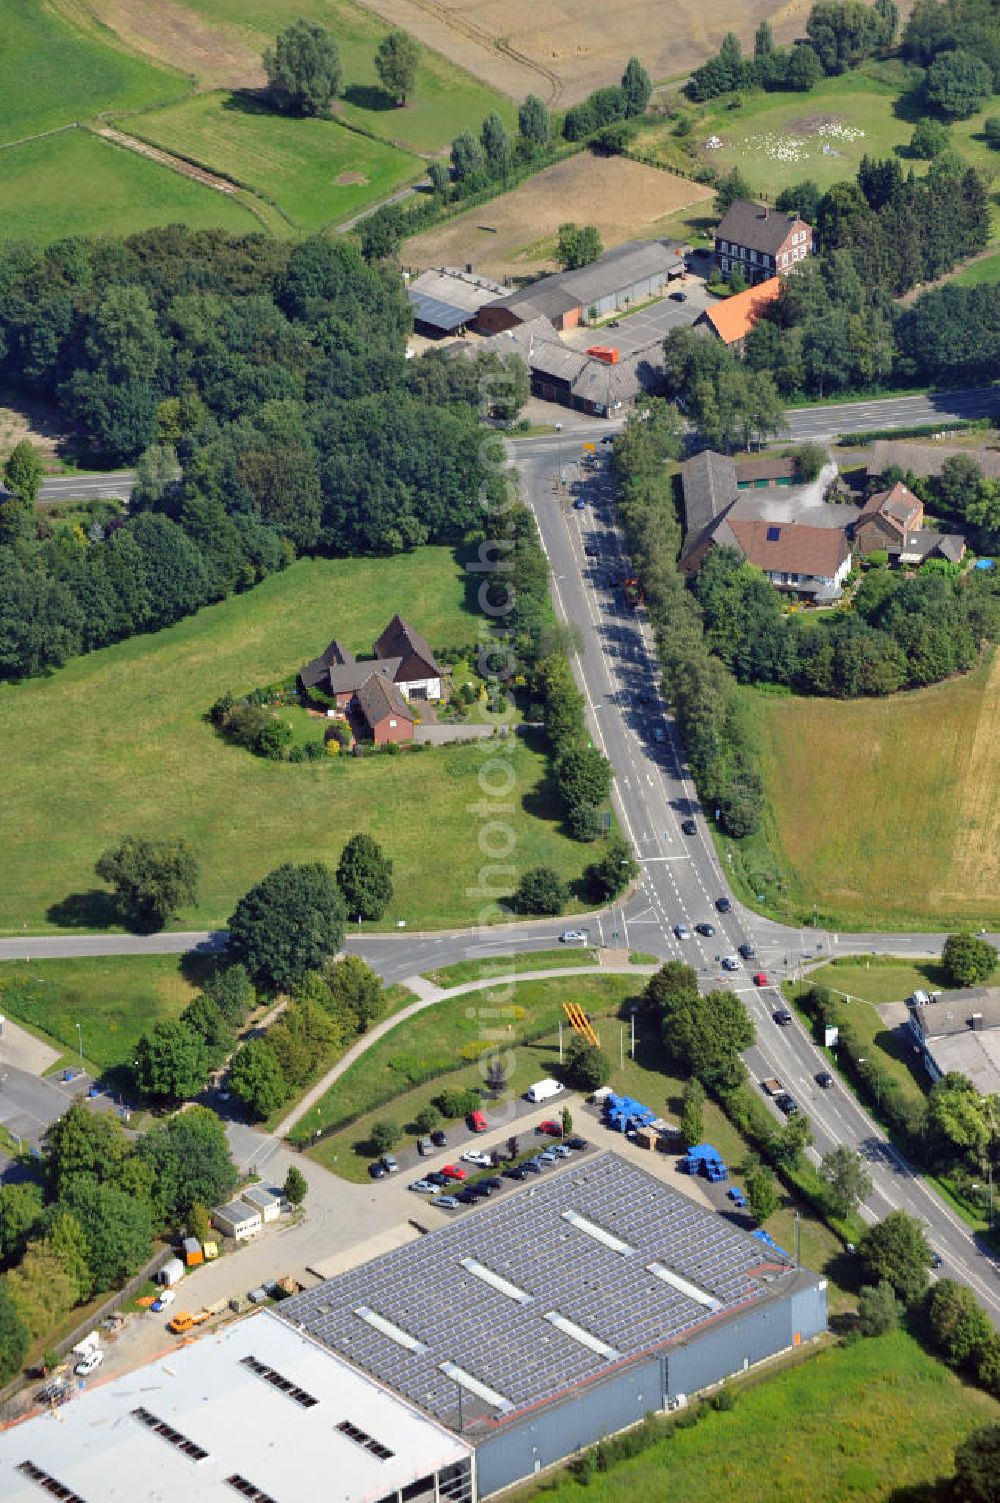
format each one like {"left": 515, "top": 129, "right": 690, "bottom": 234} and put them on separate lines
{"left": 156, "top": 1256, "right": 185, "bottom": 1287}
{"left": 212, "top": 1201, "right": 262, "bottom": 1241}
{"left": 240, "top": 1185, "right": 283, "bottom": 1223}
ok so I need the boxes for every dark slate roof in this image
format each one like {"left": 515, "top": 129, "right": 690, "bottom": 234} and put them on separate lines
{"left": 897, "top": 530, "right": 967, "bottom": 563}
{"left": 327, "top": 659, "right": 399, "bottom": 696}
{"left": 408, "top": 269, "right": 507, "bottom": 333}
{"left": 680, "top": 450, "right": 737, "bottom": 543}
{"left": 299, "top": 638, "right": 355, "bottom": 690}
{"left": 735, "top": 456, "right": 798, "bottom": 484}
{"left": 375, "top": 615, "right": 440, "bottom": 675}
{"left": 355, "top": 671, "right": 413, "bottom": 728}
{"left": 715, "top": 200, "right": 807, "bottom": 256}
{"left": 485, "top": 241, "right": 682, "bottom": 322}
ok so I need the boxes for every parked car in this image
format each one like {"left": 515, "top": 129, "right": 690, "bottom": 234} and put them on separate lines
{"left": 522, "top": 1158, "right": 543, "bottom": 1174}
{"left": 380, "top": 1154, "right": 399, "bottom": 1174}
{"left": 728, "top": 1186, "right": 747, "bottom": 1207}
{"left": 74, "top": 1348, "right": 104, "bottom": 1376}
{"left": 600, "top": 434, "right": 615, "bottom": 444}
{"left": 721, "top": 955, "right": 740, "bottom": 971}
{"left": 539, "top": 1149, "right": 558, "bottom": 1163}
{"left": 432, "top": 1195, "right": 461, "bottom": 1210}
{"left": 675, "top": 923, "right": 691, "bottom": 940}
{"left": 409, "top": 1179, "right": 435, "bottom": 1193}
{"left": 774, "top": 1008, "right": 793, "bottom": 1025}
{"left": 482, "top": 1176, "right": 503, "bottom": 1191}
{"left": 681, "top": 819, "right": 697, "bottom": 835}
{"left": 430, "top": 1129, "right": 447, "bottom": 1147}
{"left": 552, "top": 1144, "right": 571, "bottom": 1159}
{"left": 441, "top": 1164, "right": 466, "bottom": 1181}
{"left": 716, "top": 896, "right": 733, "bottom": 913}
{"left": 168, "top": 1313, "right": 194, "bottom": 1335}
{"left": 537, "top": 1119, "right": 563, "bottom": 1137}
{"left": 426, "top": 1171, "right": 450, "bottom": 1187}
{"left": 559, "top": 929, "right": 590, "bottom": 945}
{"left": 607, "top": 320, "right": 620, "bottom": 328}
{"left": 468, "top": 1110, "right": 488, "bottom": 1133}
{"left": 457, "top": 1188, "right": 480, "bottom": 1205}
{"left": 567, "top": 1136, "right": 587, "bottom": 1151}
{"left": 816, "top": 1071, "right": 834, "bottom": 1088}
{"left": 669, "top": 290, "right": 687, "bottom": 302}
{"left": 695, "top": 922, "right": 715, "bottom": 937}
{"left": 150, "top": 1289, "right": 176, "bottom": 1312}
{"left": 369, "top": 1161, "right": 386, "bottom": 1180}
{"left": 752, "top": 972, "right": 769, "bottom": 987}
{"left": 417, "top": 1137, "right": 433, "bottom": 1156}
{"left": 461, "top": 1149, "right": 492, "bottom": 1166}
{"left": 504, "top": 1165, "right": 527, "bottom": 1181}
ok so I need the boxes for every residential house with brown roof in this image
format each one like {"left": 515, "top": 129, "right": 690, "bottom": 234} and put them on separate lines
{"left": 696, "top": 278, "right": 782, "bottom": 351}
{"left": 299, "top": 617, "right": 442, "bottom": 707}
{"left": 354, "top": 674, "right": 415, "bottom": 746}
{"left": 854, "top": 481, "right": 966, "bottom": 565}
{"left": 728, "top": 519, "right": 851, "bottom": 598}
{"left": 714, "top": 200, "right": 813, "bottom": 283}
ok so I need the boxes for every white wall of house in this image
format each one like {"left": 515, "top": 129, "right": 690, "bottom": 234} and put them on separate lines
{"left": 398, "top": 676, "right": 441, "bottom": 701}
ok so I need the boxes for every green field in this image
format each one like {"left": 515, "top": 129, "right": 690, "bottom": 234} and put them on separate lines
{"left": 0, "top": 549, "right": 592, "bottom": 935}
{"left": 156, "top": 0, "right": 518, "bottom": 155}
{"left": 728, "top": 651, "right": 1000, "bottom": 931}
{"left": 135, "top": 92, "right": 421, "bottom": 230}
{"left": 512, "top": 1330, "right": 999, "bottom": 1503}
{"left": 0, "top": 955, "right": 200, "bottom": 1072}
{"left": 420, "top": 949, "right": 604, "bottom": 986}
{"left": 0, "top": 130, "right": 261, "bottom": 243}
{"left": 0, "top": 1, "right": 185, "bottom": 146}
{"left": 955, "top": 249, "right": 1000, "bottom": 284}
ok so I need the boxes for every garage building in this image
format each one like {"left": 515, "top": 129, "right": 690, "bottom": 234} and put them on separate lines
{"left": 477, "top": 241, "right": 684, "bottom": 334}
{"left": 407, "top": 267, "right": 507, "bottom": 337}
{"left": 278, "top": 1151, "right": 827, "bottom": 1496}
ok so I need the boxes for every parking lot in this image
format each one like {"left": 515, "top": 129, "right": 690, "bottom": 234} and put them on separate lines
{"left": 562, "top": 275, "right": 715, "bottom": 358}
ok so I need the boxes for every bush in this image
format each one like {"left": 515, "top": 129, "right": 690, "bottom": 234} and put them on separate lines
{"left": 513, "top": 865, "right": 568, "bottom": 915}
{"left": 433, "top": 1086, "right": 480, "bottom": 1118}
{"left": 370, "top": 1120, "right": 400, "bottom": 1154}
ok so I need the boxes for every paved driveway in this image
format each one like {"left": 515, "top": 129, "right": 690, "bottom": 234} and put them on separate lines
{"left": 562, "top": 278, "right": 713, "bottom": 357}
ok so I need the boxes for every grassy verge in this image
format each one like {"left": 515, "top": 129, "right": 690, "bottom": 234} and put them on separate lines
{"left": 0, "top": 130, "right": 261, "bottom": 243}
{"left": 511, "top": 1330, "right": 999, "bottom": 1503}
{"left": 0, "top": 954, "right": 208, "bottom": 1073}
{"left": 420, "top": 949, "right": 603, "bottom": 986}
{"left": 131, "top": 93, "right": 423, "bottom": 230}
{"left": 0, "top": 549, "right": 593, "bottom": 935}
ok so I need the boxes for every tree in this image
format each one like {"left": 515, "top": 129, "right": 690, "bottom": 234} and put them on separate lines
{"left": 772, "top": 1110, "right": 814, "bottom": 1171}
{"left": 336, "top": 833, "right": 393, "bottom": 921}
{"left": 680, "top": 1079, "right": 705, "bottom": 1148}
{"left": 942, "top": 932, "right": 997, "bottom": 987}
{"left": 3, "top": 1241, "right": 79, "bottom": 1339}
{"left": 793, "top": 441, "right": 827, "bottom": 481}
{"left": 0, "top": 1182, "right": 45, "bottom": 1264}
{"left": 926, "top": 49, "right": 993, "bottom": 120}
{"left": 450, "top": 128, "right": 484, "bottom": 183}
{"left": 819, "top": 1145, "right": 873, "bottom": 1218}
{"left": 561, "top": 1106, "right": 573, "bottom": 1135}
{"left": 910, "top": 117, "right": 950, "bottom": 159}
{"left": 952, "top": 1424, "right": 1000, "bottom": 1503}
{"left": 137, "top": 1108, "right": 238, "bottom": 1225}
{"left": 518, "top": 94, "right": 550, "bottom": 151}
{"left": 786, "top": 43, "right": 824, "bottom": 90}
{"left": 414, "top": 1104, "right": 440, "bottom": 1134}
{"left": 662, "top": 990, "right": 755, "bottom": 1093}
{"left": 61, "top": 1176, "right": 154, "bottom": 1292}
{"left": 745, "top": 1164, "right": 779, "bottom": 1224}
{"left": 927, "top": 1278, "right": 993, "bottom": 1371}
{"left": 584, "top": 834, "right": 639, "bottom": 901}
{"left": 323, "top": 955, "right": 385, "bottom": 1034}
{"left": 370, "top": 1119, "right": 400, "bottom": 1154}
{"left": 43, "top": 1104, "right": 132, "bottom": 1198}
{"left": 643, "top": 961, "right": 699, "bottom": 1018}
{"left": 263, "top": 19, "right": 343, "bottom": 116}
{"left": 857, "top": 1279, "right": 901, "bottom": 1336}
{"left": 228, "top": 862, "right": 347, "bottom": 991}
{"left": 204, "top": 963, "right": 255, "bottom": 1026}
{"left": 557, "top": 744, "right": 613, "bottom": 810}
{"left": 714, "top": 166, "right": 754, "bottom": 217}
{"left": 3, "top": 440, "right": 44, "bottom": 504}
{"left": 927, "top": 1072, "right": 992, "bottom": 1168}
{"left": 0, "top": 1285, "right": 28, "bottom": 1384}
{"left": 229, "top": 1038, "right": 288, "bottom": 1120}
{"left": 435, "top": 1086, "right": 480, "bottom": 1118}
{"left": 283, "top": 1165, "right": 308, "bottom": 1205}
{"left": 180, "top": 992, "right": 235, "bottom": 1066}
{"left": 563, "top": 1035, "right": 611, "bottom": 1093}
{"left": 374, "top": 29, "right": 420, "bottom": 104}
{"left": 857, "top": 1210, "right": 932, "bottom": 1305}
{"left": 95, "top": 834, "right": 199, "bottom": 932}
{"left": 556, "top": 223, "right": 604, "bottom": 271}
{"left": 513, "top": 865, "right": 567, "bottom": 915}
{"left": 481, "top": 113, "right": 512, "bottom": 181}
{"left": 134, "top": 1020, "right": 211, "bottom": 1103}
{"left": 621, "top": 57, "right": 652, "bottom": 116}
{"left": 188, "top": 1203, "right": 211, "bottom": 1245}
{"left": 985, "top": 117, "right": 1000, "bottom": 150}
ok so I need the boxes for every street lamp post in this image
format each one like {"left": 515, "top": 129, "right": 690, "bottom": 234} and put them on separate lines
{"left": 75, "top": 1022, "right": 83, "bottom": 1072}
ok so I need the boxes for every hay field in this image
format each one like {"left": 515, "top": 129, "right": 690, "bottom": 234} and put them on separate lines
{"left": 752, "top": 651, "right": 1000, "bottom": 930}
{"left": 404, "top": 155, "right": 713, "bottom": 278}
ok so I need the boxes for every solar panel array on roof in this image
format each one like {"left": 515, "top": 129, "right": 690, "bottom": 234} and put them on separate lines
{"left": 278, "top": 1152, "right": 793, "bottom": 1431}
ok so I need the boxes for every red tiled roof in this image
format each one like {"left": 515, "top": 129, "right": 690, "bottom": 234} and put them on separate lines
{"left": 702, "top": 278, "right": 782, "bottom": 345}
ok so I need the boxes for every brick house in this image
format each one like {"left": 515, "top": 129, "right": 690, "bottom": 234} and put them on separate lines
{"left": 300, "top": 616, "right": 442, "bottom": 706}
{"left": 354, "top": 673, "right": 415, "bottom": 745}
{"left": 727, "top": 519, "right": 852, "bottom": 600}
{"left": 714, "top": 200, "right": 813, "bottom": 284}
{"left": 854, "top": 481, "right": 967, "bottom": 565}
{"left": 697, "top": 277, "right": 782, "bottom": 351}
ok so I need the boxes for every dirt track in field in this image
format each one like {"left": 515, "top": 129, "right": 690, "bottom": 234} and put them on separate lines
{"left": 81, "top": 0, "right": 265, "bottom": 89}
{"left": 403, "top": 155, "right": 713, "bottom": 278}
{"left": 937, "top": 649, "right": 1000, "bottom": 911}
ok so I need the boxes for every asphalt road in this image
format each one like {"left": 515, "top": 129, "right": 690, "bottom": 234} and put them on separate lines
{"left": 509, "top": 430, "right": 1000, "bottom": 1322}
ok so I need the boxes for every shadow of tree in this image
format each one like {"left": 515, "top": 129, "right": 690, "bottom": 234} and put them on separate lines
{"left": 45, "top": 889, "right": 122, "bottom": 930}
{"left": 221, "top": 88, "right": 278, "bottom": 117}
{"left": 342, "top": 83, "right": 396, "bottom": 113}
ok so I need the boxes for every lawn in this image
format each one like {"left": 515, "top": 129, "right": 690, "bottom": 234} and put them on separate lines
{"left": 298, "top": 974, "right": 642, "bottom": 1161}
{"left": 511, "top": 1330, "right": 999, "bottom": 1503}
{"left": 0, "top": 1, "right": 186, "bottom": 146}
{"left": 735, "top": 650, "right": 1000, "bottom": 931}
{"left": 955, "top": 249, "right": 1000, "bottom": 285}
{"left": 133, "top": 92, "right": 422, "bottom": 230}
{"left": 0, "top": 954, "right": 202, "bottom": 1073}
{"left": 420, "top": 948, "right": 604, "bottom": 986}
{"left": 0, "top": 130, "right": 260, "bottom": 244}
{"left": 0, "top": 549, "right": 593, "bottom": 935}
{"left": 98, "top": 0, "right": 518, "bottom": 155}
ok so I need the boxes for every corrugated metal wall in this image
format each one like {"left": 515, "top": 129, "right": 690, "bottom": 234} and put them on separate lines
{"left": 474, "top": 1280, "right": 828, "bottom": 1497}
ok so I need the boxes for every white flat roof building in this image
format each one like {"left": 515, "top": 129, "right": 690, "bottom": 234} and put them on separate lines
{"left": 3, "top": 1312, "right": 473, "bottom": 1503}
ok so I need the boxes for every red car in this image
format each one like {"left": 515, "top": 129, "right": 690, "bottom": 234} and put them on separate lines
{"left": 468, "top": 1110, "right": 488, "bottom": 1133}
{"left": 753, "top": 972, "right": 769, "bottom": 987}
{"left": 441, "top": 1164, "right": 466, "bottom": 1181}
{"left": 537, "top": 1119, "right": 563, "bottom": 1138}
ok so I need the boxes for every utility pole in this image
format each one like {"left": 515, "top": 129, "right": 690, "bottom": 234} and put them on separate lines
{"left": 558, "top": 1020, "right": 563, "bottom": 1064}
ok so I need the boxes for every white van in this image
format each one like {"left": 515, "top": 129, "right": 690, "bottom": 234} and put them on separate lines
{"left": 526, "top": 1078, "right": 564, "bottom": 1104}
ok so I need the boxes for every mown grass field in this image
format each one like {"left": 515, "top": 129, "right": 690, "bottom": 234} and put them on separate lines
{"left": 737, "top": 651, "right": 1000, "bottom": 931}
{"left": 955, "top": 249, "right": 1000, "bottom": 284}
{"left": 0, "top": 550, "right": 592, "bottom": 935}
{"left": 512, "top": 1330, "right": 999, "bottom": 1503}
{"left": 0, "top": 955, "right": 201, "bottom": 1072}
{"left": 0, "top": 130, "right": 261, "bottom": 243}
{"left": 420, "top": 948, "right": 603, "bottom": 986}
{"left": 0, "top": 1, "right": 185, "bottom": 145}
{"left": 134, "top": 92, "right": 422, "bottom": 230}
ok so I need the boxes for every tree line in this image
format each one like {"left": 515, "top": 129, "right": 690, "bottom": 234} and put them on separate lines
{"left": 0, "top": 228, "right": 515, "bottom": 679}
